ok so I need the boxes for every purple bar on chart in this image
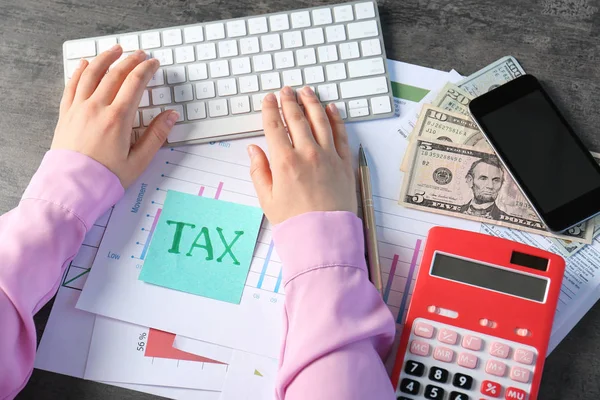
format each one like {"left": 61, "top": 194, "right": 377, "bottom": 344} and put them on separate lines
{"left": 141, "top": 208, "right": 162, "bottom": 260}
{"left": 198, "top": 186, "right": 205, "bottom": 196}
{"left": 383, "top": 254, "right": 399, "bottom": 303}
{"left": 214, "top": 181, "right": 224, "bottom": 200}
{"left": 257, "top": 240, "right": 274, "bottom": 289}
{"left": 396, "top": 239, "right": 422, "bottom": 324}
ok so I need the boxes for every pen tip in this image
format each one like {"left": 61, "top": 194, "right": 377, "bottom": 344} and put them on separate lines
{"left": 359, "top": 145, "right": 367, "bottom": 166}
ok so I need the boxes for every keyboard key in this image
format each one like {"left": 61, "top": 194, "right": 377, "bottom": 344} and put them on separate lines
{"left": 139, "top": 90, "right": 150, "bottom": 107}
{"left": 282, "top": 69, "right": 303, "bottom": 87}
{"left": 230, "top": 95, "right": 251, "bottom": 114}
{"left": 462, "top": 335, "right": 482, "bottom": 351}
{"left": 132, "top": 111, "right": 140, "bottom": 128}
{"left": 304, "top": 28, "right": 325, "bottom": 46}
{"left": 340, "top": 76, "right": 388, "bottom": 98}
{"left": 457, "top": 352, "right": 478, "bottom": 369}
{"left": 269, "top": 14, "right": 289, "bottom": 31}
{"left": 347, "top": 57, "right": 385, "bottom": 78}
{"left": 167, "top": 113, "right": 264, "bottom": 142}
{"left": 252, "top": 93, "right": 268, "bottom": 111}
{"left": 485, "top": 359, "right": 507, "bottom": 377}
{"left": 404, "top": 360, "right": 424, "bottom": 377}
{"left": 196, "top": 43, "right": 217, "bottom": 60}
{"left": 119, "top": 35, "right": 139, "bottom": 51}
{"left": 209, "top": 60, "right": 230, "bottom": 78}
{"left": 218, "top": 40, "right": 238, "bottom": 58}
{"left": 147, "top": 69, "right": 165, "bottom": 87}
{"left": 218, "top": 78, "right": 237, "bottom": 96}
{"left": 355, "top": 2, "right": 376, "bottom": 19}
{"left": 162, "top": 29, "right": 182, "bottom": 46}
{"left": 509, "top": 366, "right": 531, "bottom": 383}
{"left": 489, "top": 342, "right": 510, "bottom": 359}
{"left": 231, "top": 57, "right": 251, "bottom": 75}
{"left": 361, "top": 38, "right": 382, "bottom": 56}
{"left": 186, "top": 102, "right": 207, "bottom": 120}
{"left": 174, "top": 84, "right": 194, "bottom": 102}
{"left": 429, "top": 367, "right": 449, "bottom": 383}
{"left": 513, "top": 348, "right": 535, "bottom": 365}
{"left": 505, "top": 387, "right": 527, "bottom": 400}
{"left": 333, "top": 101, "right": 347, "bottom": 119}
{"left": 424, "top": 384, "right": 444, "bottom": 400}
{"left": 326, "top": 63, "right": 347, "bottom": 81}
{"left": 347, "top": 20, "right": 379, "bottom": 40}
{"left": 481, "top": 380, "right": 501, "bottom": 398}
{"left": 240, "top": 37, "right": 260, "bottom": 55}
{"left": 449, "top": 391, "right": 469, "bottom": 400}
{"left": 283, "top": 31, "right": 303, "bottom": 49}
{"left": 437, "top": 327, "right": 459, "bottom": 345}
{"left": 226, "top": 20, "right": 246, "bottom": 38}
{"left": 142, "top": 108, "right": 161, "bottom": 126}
{"left": 399, "top": 378, "right": 420, "bottom": 396}
{"left": 184, "top": 26, "right": 204, "bottom": 43}
{"left": 166, "top": 66, "right": 186, "bottom": 84}
{"left": 334, "top": 5, "right": 354, "bottom": 22}
{"left": 339, "top": 41, "right": 360, "bottom": 59}
{"left": 453, "top": 373, "right": 473, "bottom": 390}
{"left": 317, "top": 45, "right": 338, "bottom": 63}
{"left": 175, "top": 46, "right": 195, "bottom": 63}
{"left": 253, "top": 54, "right": 273, "bottom": 72}
{"left": 317, "top": 84, "right": 338, "bottom": 101}
{"left": 65, "top": 59, "right": 81, "bottom": 78}
{"left": 248, "top": 17, "right": 268, "bottom": 34}
{"left": 304, "top": 66, "right": 325, "bottom": 84}
{"left": 409, "top": 340, "right": 430, "bottom": 357}
{"left": 274, "top": 51, "right": 295, "bottom": 69}
{"left": 205, "top": 23, "right": 225, "bottom": 40}
{"left": 195, "top": 82, "right": 216, "bottom": 99}
{"left": 188, "top": 63, "right": 208, "bottom": 81}
{"left": 141, "top": 32, "right": 161, "bottom": 49}
{"left": 433, "top": 347, "right": 455, "bottom": 363}
{"left": 153, "top": 49, "right": 173, "bottom": 66}
{"left": 209, "top": 99, "right": 228, "bottom": 117}
{"left": 151, "top": 87, "right": 172, "bottom": 105}
{"left": 239, "top": 75, "right": 259, "bottom": 93}
{"left": 291, "top": 11, "right": 311, "bottom": 28}
{"left": 97, "top": 37, "right": 117, "bottom": 53}
{"left": 326, "top": 25, "right": 346, "bottom": 43}
{"left": 261, "top": 72, "right": 281, "bottom": 90}
{"left": 296, "top": 48, "right": 316, "bottom": 66}
{"left": 164, "top": 105, "right": 184, "bottom": 122}
{"left": 312, "top": 8, "right": 332, "bottom": 25}
{"left": 261, "top": 34, "right": 282, "bottom": 52}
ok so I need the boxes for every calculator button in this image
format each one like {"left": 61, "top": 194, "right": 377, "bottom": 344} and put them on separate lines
{"left": 397, "top": 397, "right": 412, "bottom": 400}
{"left": 462, "top": 335, "right": 483, "bottom": 351}
{"left": 433, "top": 346, "right": 455, "bottom": 363}
{"left": 404, "top": 360, "right": 425, "bottom": 377}
{"left": 485, "top": 359, "right": 507, "bottom": 377}
{"left": 489, "top": 342, "right": 510, "bottom": 359}
{"left": 513, "top": 348, "right": 535, "bottom": 365}
{"left": 505, "top": 387, "right": 527, "bottom": 399}
{"left": 414, "top": 321, "right": 435, "bottom": 338}
{"left": 509, "top": 366, "right": 531, "bottom": 383}
{"left": 424, "top": 384, "right": 445, "bottom": 399}
{"left": 438, "top": 328, "right": 458, "bottom": 345}
{"left": 481, "top": 380, "right": 502, "bottom": 398}
{"left": 410, "top": 340, "right": 431, "bottom": 356}
{"left": 450, "top": 392, "right": 470, "bottom": 400}
{"left": 457, "top": 352, "right": 478, "bottom": 369}
{"left": 453, "top": 373, "right": 473, "bottom": 390}
{"left": 400, "top": 378, "right": 420, "bottom": 395}
{"left": 428, "top": 366, "right": 449, "bottom": 383}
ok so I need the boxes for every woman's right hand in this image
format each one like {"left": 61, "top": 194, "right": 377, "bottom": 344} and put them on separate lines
{"left": 247, "top": 86, "right": 357, "bottom": 225}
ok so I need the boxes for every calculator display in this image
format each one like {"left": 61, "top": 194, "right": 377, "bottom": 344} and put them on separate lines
{"left": 430, "top": 253, "right": 548, "bottom": 302}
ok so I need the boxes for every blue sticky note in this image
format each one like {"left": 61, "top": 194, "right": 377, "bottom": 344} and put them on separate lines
{"left": 139, "top": 190, "right": 263, "bottom": 304}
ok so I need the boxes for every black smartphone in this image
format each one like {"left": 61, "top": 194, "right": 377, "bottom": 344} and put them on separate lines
{"left": 468, "top": 74, "right": 600, "bottom": 233}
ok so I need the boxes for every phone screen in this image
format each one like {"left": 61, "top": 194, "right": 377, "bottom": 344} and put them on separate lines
{"left": 479, "top": 90, "right": 600, "bottom": 214}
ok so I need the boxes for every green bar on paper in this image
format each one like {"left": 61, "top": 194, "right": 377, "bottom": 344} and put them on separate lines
{"left": 391, "top": 82, "right": 430, "bottom": 102}
{"left": 138, "top": 190, "right": 263, "bottom": 304}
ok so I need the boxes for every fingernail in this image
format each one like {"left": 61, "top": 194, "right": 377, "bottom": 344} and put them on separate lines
{"left": 247, "top": 145, "right": 257, "bottom": 158}
{"left": 135, "top": 49, "right": 147, "bottom": 59}
{"left": 328, "top": 103, "right": 339, "bottom": 115}
{"left": 302, "top": 86, "right": 315, "bottom": 96}
{"left": 281, "top": 86, "right": 293, "bottom": 96}
{"left": 78, "top": 58, "right": 86, "bottom": 68}
{"left": 110, "top": 44, "right": 121, "bottom": 52}
{"left": 166, "top": 111, "right": 179, "bottom": 127}
{"left": 264, "top": 93, "right": 277, "bottom": 103}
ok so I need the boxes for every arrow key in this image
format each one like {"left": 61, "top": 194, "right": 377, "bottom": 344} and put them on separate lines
{"left": 414, "top": 321, "right": 435, "bottom": 339}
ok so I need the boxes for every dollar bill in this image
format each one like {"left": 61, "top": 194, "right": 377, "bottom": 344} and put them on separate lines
{"left": 399, "top": 139, "right": 593, "bottom": 243}
{"left": 430, "top": 83, "right": 474, "bottom": 115}
{"left": 458, "top": 56, "right": 525, "bottom": 97}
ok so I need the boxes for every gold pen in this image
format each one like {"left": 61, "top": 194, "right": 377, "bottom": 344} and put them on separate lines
{"left": 358, "top": 144, "right": 383, "bottom": 295}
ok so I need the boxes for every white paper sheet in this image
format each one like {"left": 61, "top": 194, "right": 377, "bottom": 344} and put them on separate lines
{"left": 219, "top": 351, "right": 278, "bottom": 400}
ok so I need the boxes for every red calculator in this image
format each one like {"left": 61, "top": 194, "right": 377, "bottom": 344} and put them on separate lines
{"left": 391, "top": 227, "right": 565, "bottom": 400}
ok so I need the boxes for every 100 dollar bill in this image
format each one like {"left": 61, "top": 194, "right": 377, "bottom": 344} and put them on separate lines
{"left": 400, "top": 140, "right": 593, "bottom": 243}
{"left": 458, "top": 56, "right": 525, "bottom": 97}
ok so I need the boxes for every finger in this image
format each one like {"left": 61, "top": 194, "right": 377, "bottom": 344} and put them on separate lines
{"left": 127, "top": 110, "right": 179, "bottom": 185}
{"left": 74, "top": 44, "right": 123, "bottom": 103}
{"left": 326, "top": 103, "right": 351, "bottom": 160}
{"left": 279, "top": 86, "right": 316, "bottom": 148}
{"left": 298, "top": 86, "right": 334, "bottom": 150}
{"left": 93, "top": 50, "right": 148, "bottom": 105}
{"left": 261, "top": 93, "right": 292, "bottom": 154}
{"left": 112, "top": 58, "right": 160, "bottom": 122}
{"left": 60, "top": 59, "right": 88, "bottom": 114}
{"left": 247, "top": 145, "right": 273, "bottom": 207}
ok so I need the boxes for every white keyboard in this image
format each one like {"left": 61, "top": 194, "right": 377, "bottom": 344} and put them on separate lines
{"left": 62, "top": 1, "right": 394, "bottom": 146}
